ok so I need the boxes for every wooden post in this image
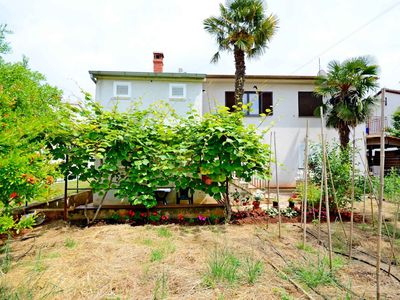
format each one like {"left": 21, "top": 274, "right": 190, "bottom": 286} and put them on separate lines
{"left": 320, "top": 107, "right": 333, "bottom": 271}
{"left": 303, "top": 120, "right": 309, "bottom": 245}
{"left": 267, "top": 132, "right": 272, "bottom": 209}
{"left": 63, "top": 154, "right": 69, "bottom": 221}
{"left": 362, "top": 132, "right": 367, "bottom": 224}
{"left": 349, "top": 128, "right": 356, "bottom": 260}
{"left": 274, "top": 132, "right": 281, "bottom": 238}
{"left": 317, "top": 161, "right": 324, "bottom": 245}
{"left": 377, "top": 88, "right": 385, "bottom": 299}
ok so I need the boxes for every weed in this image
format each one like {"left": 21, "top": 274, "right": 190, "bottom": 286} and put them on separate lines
{"left": 150, "top": 249, "right": 164, "bottom": 262}
{"left": 153, "top": 270, "right": 168, "bottom": 300}
{"left": 143, "top": 238, "right": 153, "bottom": 246}
{"left": 272, "top": 287, "right": 294, "bottom": 300}
{"left": 64, "top": 238, "right": 77, "bottom": 249}
{"left": 0, "top": 240, "right": 12, "bottom": 273}
{"left": 296, "top": 242, "right": 316, "bottom": 254}
{"left": 203, "top": 248, "right": 241, "bottom": 287}
{"left": 243, "top": 257, "right": 263, "bottom": 284}
{"left": 157, "top": 227, "right": 172, "bottom": 238}
{"left": 287, "top": 255, "right": 342, "bottom": 288}
{"left": 34, "top": 248, "right": 46, "bottom": 273}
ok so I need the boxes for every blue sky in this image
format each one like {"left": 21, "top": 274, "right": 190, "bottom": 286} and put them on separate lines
{"left": 1, "top": 0, "right": 399, "bottom": 101}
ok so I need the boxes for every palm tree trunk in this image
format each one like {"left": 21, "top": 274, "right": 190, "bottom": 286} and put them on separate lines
{"left": 234, "top": 46, "right": 245, "bottom": 105}
{"left": 338, "top": 122, "right": 351, "bottom": 148}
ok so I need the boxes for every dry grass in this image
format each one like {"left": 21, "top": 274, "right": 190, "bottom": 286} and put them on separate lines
{"left": 0, "top": 220, "right": 399, "bottom": 299}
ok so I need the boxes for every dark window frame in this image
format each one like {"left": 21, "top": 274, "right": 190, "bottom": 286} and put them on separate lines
{"left": 298, "top": 91, "right": 322, "bottom": 117}
{"left": 225, "top": 91, "right": 273, "bottom": 116}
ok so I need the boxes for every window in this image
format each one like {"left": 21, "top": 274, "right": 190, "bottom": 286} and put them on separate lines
{"left": 225, "top": 91, "right": 273, "bottom": 115}
{"left": 298, "top": 91, "right": 322, "bottom": 117}
{"left": 169, "top": 84, "right": 186, "bottom": 99}
{"left": 113, "top": 81, "right": 131, "bottom": 98}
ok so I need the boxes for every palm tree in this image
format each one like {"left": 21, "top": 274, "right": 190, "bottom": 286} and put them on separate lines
{"left": 315, "top": 56, "right": 379, "bottom": 148}
{"left": 203, "top": 0, "right": 278, "bottom": 104}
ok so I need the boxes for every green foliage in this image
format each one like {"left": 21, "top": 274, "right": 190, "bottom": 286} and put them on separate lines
{"left": 383, "top": 168, "right": 400, "bottom": 202}
{"left": 150, "top": 249, "right": 165, "bottom": 262}
{"left": 315, "top": 56, "right": 379, "bottom": 147}
{"left": 243, "top": 257, "right": 263, "bottom": 284}
{"left": 308, "top": 142, "right": 363, "bottom": 208}
{"left": 153, "top": 270, "right": 168, "bottom": 300}
{"left": 0, "top": 24, "right": 11, "bottom": 56}
{"left": 0, "top": 28, "right": 65, "bottom": 232}
{"left": 388, "top": 107, "right": 400, "bottom": 137}
{"left": 204, "top": 248, "right": 241, "bottom": 286}
{"left": 157, "top": 227, "right": 172, "bottom": 238}
{"left": 203, "top": 0, "right": 278, "bottom": 62}
{"left": 14, "top": 213, "right": 36, "bottom": 234}
{"left": 0, "top": 240, "right": 12, "bottom": 273}
{"left": 64, "top": 238, "right": 77, "bottom": 249}
{"left": 296, "top": 181, "right": 321, "bottom": 206}
{"left": 288, "top": 255, "right": 344, "bottom": 289}
{"left": 0, "top": 214, "right": 15, "bottom": 234}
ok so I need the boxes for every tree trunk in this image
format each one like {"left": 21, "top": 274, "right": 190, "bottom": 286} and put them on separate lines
{"left": 234, "top": 46, "right": 246, "bottom": 105}
{"left": 224, "top": 178, "right": 232, "bottom": 223}
{"left": 338, "top": 122, "right": 351, "bottom": 148}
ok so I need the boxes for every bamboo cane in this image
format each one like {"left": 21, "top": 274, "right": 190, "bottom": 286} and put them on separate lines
{"left": 362, "top": 132, "right": 367, "bottom": 224}
{"left": 303, "top": 121, "right": 309, "bottom": 245}
{"left": 389, "top": 202, "right": 399, "bottom": 275}
{"left": 376, "top": 88, "right": 385, "bottom": 300}
{"left": 274, "top": 132, "right": 281, "bottom": 239}
{"left": 320, "top": 107, "right": 333, "bottom": 271}
{"left": 267, "top": 132, "right": 272, "bottom": 209}
{"left": 349, "top": 128, "right": 356, "bottom": 261}
{"left": 317, "top": 163, "right": 324, "bottom": 245}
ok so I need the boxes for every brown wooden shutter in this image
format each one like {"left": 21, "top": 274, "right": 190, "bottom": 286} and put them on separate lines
{"left": 298, "top": 92, "right": 322, "bottom": 116}
{"left": 260, "top": 92, "right": 273, "bottom": 115}
{"left": 225, "top": 91, "right": 235, "bottom": 112}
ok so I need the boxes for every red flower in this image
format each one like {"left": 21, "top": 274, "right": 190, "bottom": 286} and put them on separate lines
{"left": 177, "top": 213, "right": 184, "bottom": 221}
{"left": 128, "top": 210, "right": 135, "bottom": 217}
{"left": 140, "top": 212, "right": 146, "bottom": 218}
{"left": 161, "top": 215, "right": 169, "bottom": 221}
{"left": 10, "top": 192, "right": 18, "bottom": 199}
{"left": 152, "top": 211, "right": 158, "bottom": 216}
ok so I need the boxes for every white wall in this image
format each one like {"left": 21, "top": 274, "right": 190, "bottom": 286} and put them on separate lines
{"left": 95, "top": 78, "right": 204, "bottom": 116}
{"left": 204, "top": 79, "right": 365, "bottom": 187}
{"left": 370, "top": 91, "right": 400, "bottom": 128}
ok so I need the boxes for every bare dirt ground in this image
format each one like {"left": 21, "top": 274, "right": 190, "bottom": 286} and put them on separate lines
{"left": 1, "top": 212, "right": 400, "bottom": 300}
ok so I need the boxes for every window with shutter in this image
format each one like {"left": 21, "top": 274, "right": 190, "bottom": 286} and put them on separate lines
{"left": 169, "top": 84, "right": 186, "bottom": 99}
{"left": 298, "top": 92, "right": 322, "bottom": 117}
{"left": 113, "top": 81, "right": 131, "bottom": 98}
{"left": 260, "top": 92, "right": 273, "bottom": 115}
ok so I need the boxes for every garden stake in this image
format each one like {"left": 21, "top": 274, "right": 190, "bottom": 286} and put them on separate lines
{"left": 317, "top": 161, "right": 324, "bottom": 245}
{"left": 267, "top": 131, "right": 272, "bottom": 209}
{"left": 349, "top": 128, "right": 356, "bottom": 261}
{"left": 63, "top": 154, "right": 69, "bottom": 221}
{"left": 389, "top": 202, "right": 399, "bottom": 276}
{"left": 326, "top": 156, "right": 348, "bottom": 240}
{"left": 376, "top": 88, "right": 385, "bottom": 300}
{"left": 302, "top": 120, "right": 309, "bottom": 246}
{"left": 362, "top": 132, "right": 367, "bottom": 224}
{"left": 320, "top": 107, "right": 333, "bottom": 272}
{"left": 273, "top": 131, "right": 281, "bottom": 239}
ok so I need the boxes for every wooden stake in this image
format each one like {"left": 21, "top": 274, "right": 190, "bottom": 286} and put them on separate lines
{"left": 274, "top": 131, "right": 281, "bottom": 239}
{"left": 349, "top": 128, "right": 356, "bottom": 260}
{"left": 303, "top": 120, "right": 309, "bottom": 245}
{"left": 362, "top": 132, "right": 367, "bottom": 224}
{"left": 389, "top": 202, "right": 399, "bottom": 275}
{"left": 63, "top": 154, "right": 69, "bottom": 222}
{"left": 267, "top": 132, "right": 272, "bottom": 209}
{"left": 320, "top": 107, "right": 333, "bottom": 271}
{"left": 317, "top": 162, "right": 324, "bottom": 245}
{"left": 376, "top": 88, "right": 385, "bottom": 300}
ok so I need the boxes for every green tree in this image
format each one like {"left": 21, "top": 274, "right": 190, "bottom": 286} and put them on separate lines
{"left": 0, "top": 26, "right": 66, "bottom": 233}
{"left": 314, "top": 56, "right": 379, "bottom": 148}
{"left": 388, "top": 107, "right": 400, "bottom": 137}
{"left": 203, "top": 0, "right": 278, "bottom": 104}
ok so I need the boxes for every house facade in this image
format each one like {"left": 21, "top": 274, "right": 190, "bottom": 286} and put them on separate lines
{"left": 88, "top": 52, "right": 366, "bottom": 204}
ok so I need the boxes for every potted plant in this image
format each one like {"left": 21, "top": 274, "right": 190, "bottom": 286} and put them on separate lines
{"left": 272, "top": 197, "right": 279, "bottom": 208}
{"left": 288, "top": 193, "right": 297, "bottom": 208}
{"left": 252, "top": 190, "right": 263, "bottom": 210}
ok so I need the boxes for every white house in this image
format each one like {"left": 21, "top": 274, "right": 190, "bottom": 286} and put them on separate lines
{"left": 89, "top": 52, "right": 366, "bottom": 197}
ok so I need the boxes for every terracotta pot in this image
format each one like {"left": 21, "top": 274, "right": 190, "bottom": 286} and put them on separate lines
{"left": 253, "top": 201, "right": 260, "bottom": 209}
{"left": 201, "top": 175, "right": 213, "bottom": 185}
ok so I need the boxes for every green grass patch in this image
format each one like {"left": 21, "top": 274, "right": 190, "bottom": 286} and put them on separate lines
{"left": 272, "top": 287, "right": 294, "bottom": 300}
{"left": 0, "top": 240, "right": 12, "bottom": 273}
{"left": 150, "top": 249, "right": 165, "bottom": 262}
{"left": 204, "top": 248, "right": 241, "bottom": 287}
{"left": 296, "top": 242, "right": 316, "bottom": 254}
{"left": 64, "top": 238, "right": 77, "bottom": 249}
{"left": 153, "top": 270, "right": 168, "bottom": 300}
{"left": 243, "top": 257, "right": 263, "bottom": 284}
{"left": 157, "top": 227, "right": 172, "bottom": 238}
{"left": 287, "top": 255, "right": 344, "bottom": 289}
{"left": 34, "top": 249, "right": 46, "bottom": 273}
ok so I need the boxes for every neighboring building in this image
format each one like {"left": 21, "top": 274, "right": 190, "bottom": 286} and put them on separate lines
{"left": 89, "top": 52, "right": 205, "bottom": 116}
{"left": 366, "top": 88, "right": 400, "bottom": 174}
{"left": 89, "top": 52, "right": 367, "bottom": 204}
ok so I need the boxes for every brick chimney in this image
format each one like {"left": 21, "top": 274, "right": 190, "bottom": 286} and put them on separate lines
{"left": 153, "top": 52, "right": 164, "bottom": 73}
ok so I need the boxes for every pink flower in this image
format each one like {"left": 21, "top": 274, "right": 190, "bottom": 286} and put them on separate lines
{"left": 198, "top": 214, "right": 206, "bottom": 222}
